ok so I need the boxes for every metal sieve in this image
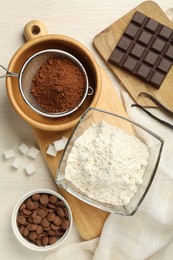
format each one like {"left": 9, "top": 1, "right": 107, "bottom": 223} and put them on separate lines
{"left": 0, "top": 49, "right": 93, "bottom": 118}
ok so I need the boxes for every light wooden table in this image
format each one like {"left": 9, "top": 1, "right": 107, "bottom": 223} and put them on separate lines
{"left": 0, "top": 1, "right": 172, "bottom": 259}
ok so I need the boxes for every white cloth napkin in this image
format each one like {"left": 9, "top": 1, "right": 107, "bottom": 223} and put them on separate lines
{"left": 45, "top": 238, "right": 98, "bottom": 260}
{"left": 45, "top": 9, "right": 173, "bottom": 259}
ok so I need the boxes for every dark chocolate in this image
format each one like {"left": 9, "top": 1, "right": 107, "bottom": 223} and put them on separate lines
{"left": 151, "top": 38, "right": 166, "bottom": 54}
{"left": 158, "top": 25, "right": 173, "bottom": 40}
{"left": 108, "top": 11, "right": 173, "bottom": 88}
{"left": 144, "top": 19, "right": 160, "bottom": 33}
{"left": 137, "top": 30, "right": 152, "bottom": 46}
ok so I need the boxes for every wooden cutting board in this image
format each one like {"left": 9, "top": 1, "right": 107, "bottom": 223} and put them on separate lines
{"left": 33, "top": 68, "right": 127, "bottom": 240}
{"left": 93, "top": 1, "right": 173, "bottom": 110}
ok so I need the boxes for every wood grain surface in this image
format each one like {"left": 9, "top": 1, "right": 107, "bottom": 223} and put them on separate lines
{"left": 33, "top": 68, "right": 128, "bottom": 240}
{"left": 93, "top": 1, "right": 173, "bottom": 110}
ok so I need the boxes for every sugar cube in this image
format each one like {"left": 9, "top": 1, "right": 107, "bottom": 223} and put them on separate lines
{"left": 54, "top": 136, "right": 68, "bottom": 152}
{"left": 12, "top": 157, "right": 22, "bottom": 169}
{"left": 4, "top": 149, "right": 15, "bottom": 159}
{"left": 28, "top": 147, "right": 40, "bottom": 159}
{"left": 19, "top": 143, "right": 29, "bottom": 155}
{"left": 46, "top": 144, "right": 57, "bottom": 157}
{"left": 25, "top": 162, "right": 36, "bottom": 175}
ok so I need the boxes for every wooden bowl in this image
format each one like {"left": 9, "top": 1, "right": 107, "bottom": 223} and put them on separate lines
{"left": 6, "top": 20, "right": 102, "bottom": 131}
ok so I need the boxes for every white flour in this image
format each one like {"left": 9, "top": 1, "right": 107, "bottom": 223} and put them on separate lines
{"left": 65, "top": 120, "right": 149, "bottom": 206}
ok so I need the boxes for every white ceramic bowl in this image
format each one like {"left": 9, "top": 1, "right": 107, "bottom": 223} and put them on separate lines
{"left": 12, "top": 189, "right": 72, "bottom": 252}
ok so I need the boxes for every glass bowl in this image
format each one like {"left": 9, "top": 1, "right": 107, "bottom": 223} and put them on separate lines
{"left": 55, "top": 107, "right": 163, "bottom": 216}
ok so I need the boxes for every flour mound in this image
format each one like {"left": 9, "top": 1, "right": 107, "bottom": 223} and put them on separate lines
{"left": 65, "top": 120, "right": 149, "bottom": 206}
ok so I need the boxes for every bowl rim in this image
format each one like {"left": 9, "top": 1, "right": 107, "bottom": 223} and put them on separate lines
{"left": 12, "top": 188, "right": 73, "bottom": 252}
{"left": 56, "top": 107, "right": 164, "bottom": 216}
{"left": 6, "top": 34, "right": 102, "bottom": 131}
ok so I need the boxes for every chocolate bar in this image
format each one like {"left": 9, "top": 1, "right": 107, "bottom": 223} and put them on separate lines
{"left": 108, "top": 11, "right": 173, "bottom": 88}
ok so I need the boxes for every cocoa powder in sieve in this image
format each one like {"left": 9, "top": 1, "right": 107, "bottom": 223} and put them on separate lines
{"left": 30, "top": 57, "right": 86, "bottom": 113}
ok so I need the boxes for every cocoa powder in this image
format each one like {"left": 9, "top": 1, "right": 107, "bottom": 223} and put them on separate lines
{"left": 30, "top": 57, "right": 86, "bottom": 113}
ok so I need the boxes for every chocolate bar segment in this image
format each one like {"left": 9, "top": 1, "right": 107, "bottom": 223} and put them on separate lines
{"left": 144, "top": 19, "right": 160, "bottom": 33}
{"left": 132, "top": 12, "right": 147, "bottom": 26}
{"left": 108, "top": 11, "right": 173, "bottom": 88}
{"left": 158, "top": 25, "right": 173, "bottom": 40}
{"left": 117, "top": 36, "right": 134, "bottom": 52}
{"left": 164, "top": 45, "right": 173, "bottom": 61}
{"left": 136, "top": 64, "right": 151, "bottom": 79}
{"left": 123, "top": 56, "right": 138, "bottom": 71}
{"left": 151, "top": 38, "right": 166, "bottom": 54}
{"left": 137, "top": 31, "right": 153, "bottom": 46}
{"left": 143, "top": 51, "right": 159, "bottom": 66}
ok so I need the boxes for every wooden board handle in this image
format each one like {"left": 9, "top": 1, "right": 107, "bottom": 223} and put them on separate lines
{"left": 24, "top": 20, "right": 48, "bottom": 41}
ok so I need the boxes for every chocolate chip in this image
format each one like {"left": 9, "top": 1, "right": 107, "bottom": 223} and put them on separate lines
{"left": 36, "top": 239, "right": 42, "bottom": 246}
{"left": 61, "top": 219, "right": 70, "bottom": 230}
{"left": 37, "top": 233, "right": 46, "bottom": 240}
{"left": 36, "top": 225, "right": 43, "bottom": 234}
{"left": 19, "top": 226, "right": 25, "bottom": 235}
{"left": 56, "top": 208, "right": 65, "bottom": 218}
{"left": 51, "top": 223, "right": 60, "bottom": 231}
{"left": 17, "top": 192, "right": 70, "bottom": 247}
{"left": 33, "top": 215, "right": 42, "bottom": 224}
{"left": 47, "top": 229, "right": 57, "bottom": 236}
{"left": 42, "top": 218, "right": 50, "bottom": 228}
{"left": 47, "top": 212, "right": 56, "bottom": 222}
{"left": 44, "top": 225, "right": 51, "bottom": 232}
{"left": 47, "top": 208, "right": 55, "bottom": 213}
{"left": 33, "top": 201, "right": 39, "bottom": 209}
{"left": 64, "top": 208, "right": 69, "bottom": 218}
{"left": 49, "top": 195, "right": 58, "bottom": 205}
{"left": 53, "top": 216, "right": 62, "bottom": 226}
{"left": 32, "top": 194, "right": 41, "bottom": 201}
{"left": 42, "top": 236, "right": 49, "bottom": 246}
{"left": 26, "top": 201, "right": 35, "bottom": 211}
{"left": 48, "top": 236, "right": 57, "bottom": 245}
{"left": 47, "top": 203, "right": 56, "bottom": 209}
{"left": 40, "top": 194, "right": 49, "bottom": 205}
{"left": 32, "top": 210, "right": 38, "bottom": 220}
{"left": 23, "top": 209, "right": 32, "bottom": 216}
{"left": 29, "top": 231, "right": 38, "bottom": 240}
{"left": 28, "top": 223, "right": 38, "bottom": 231}
{"left": 17, "top": 215, "right": 26, "bottom": 225}
{"left": 37, "top": 208, "right": 47, "bottom": 218}
{"left": 56, "top": 201, "right": 65, "bottom": 207}
{"left": 23, "top": 227, "right": 30, "bottom": 237}
{"left": 27, "top": 215, "right": 33, "bottom": 223}
{"left": 19, "top": 203, "right": 26, "bottom": 212}
{"left": 57, "top": 229, "right": 65, "bottom": 236}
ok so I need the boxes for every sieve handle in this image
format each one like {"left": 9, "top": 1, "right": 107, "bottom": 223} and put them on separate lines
{"left": 0, "top": 65, "right": 18, "bottom": 78}
{"left": 24, "top": 20, "right": 48, "bottom": 41}
{"left": 88, "top": 86, "right": 94, "bottom": 96}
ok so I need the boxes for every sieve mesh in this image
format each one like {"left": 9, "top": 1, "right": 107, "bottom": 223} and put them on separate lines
{"left": 19, "top": 49, "right": 89, "bottom": 118}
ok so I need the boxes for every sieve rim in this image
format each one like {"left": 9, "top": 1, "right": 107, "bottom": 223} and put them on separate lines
{"left": 18, "top": 49, "right": 90, "bottom": 118}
